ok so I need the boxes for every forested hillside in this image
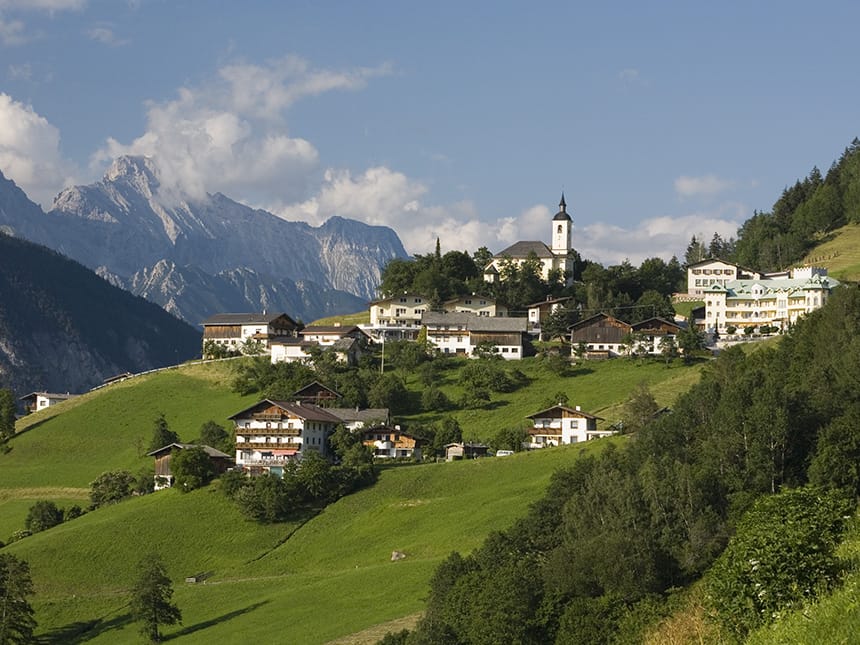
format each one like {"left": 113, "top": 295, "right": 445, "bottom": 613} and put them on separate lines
{"left": 392, "top": 285, "right": 860, "bottom": 644}
{"left": 0, "top": 232, "right": 201, "bottom": 395}
{"left": 683, "top": 138, "right": 860, "bottom": 273}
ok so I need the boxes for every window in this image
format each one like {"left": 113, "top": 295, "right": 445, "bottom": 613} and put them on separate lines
{"left": 557, "top": 224, "right": 563, "bottom": 234}
{"left": 502, "top": 347, "right": 509, "bottom": 353}
{"left": 415, "top": 298, "right": 422, "bottom": 303}
{"left": 512, "top": 347, "right": 519, "bottom": 353}
{"left": 465, "top": 299, "right": 472, "bottom": 305}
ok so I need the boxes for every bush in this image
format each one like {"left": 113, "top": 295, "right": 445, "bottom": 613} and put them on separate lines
{"left": 171, "top": 446, "right": 215, "bottom": 492}
{"left": 90, "top": 470, "right": 136, "bottom": 508}
{"left": 706, "top": 487, "right": 853, "bottom": 639}
{"left": 421, "top": 386, "right": 450, "bottom": 411}
{"left": 24, "top": 500, "right": 63, "bottom": 533}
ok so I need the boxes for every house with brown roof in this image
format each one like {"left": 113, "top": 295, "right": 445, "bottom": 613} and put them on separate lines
{"left": 569, "top": 313, "right": 681, "bottom": 359}
{"left": 228, "top": 399, "right": 342, "bottom": 476}
{"left": 525, "top": 404, "right": 610, "bottom": 448}
{"left": 292, "top": 381, "right": 342, "bottom": 406}
{"left": 201, "top": 312, "right": 299, "bottom": 354}
{"left": 147, "top": 443, "right": 233, "bottom": 490}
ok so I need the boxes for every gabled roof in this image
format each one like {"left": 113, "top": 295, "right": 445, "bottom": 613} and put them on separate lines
{"left": 526, "top": 404, "right": 604, "bottom": 421}
{"left": 201, "top": 312, "right": 298, "bottom": 327}
{"left": 631, "top": 317, "right": 682, "bottom": 333}
{"left": 146, "top": 443, "right": 232, "bottom": 459}
{"left": 442, "top": 293, "right": 496, "bottom": 305}
{"left": 494, "top": 240, "right": 554, "bottom": 259}
{"left": 569, "top": 312, "right": 627, "bottom": 332}
{"left": 292, "top": 381, "right": 342, "bottom": 399}
{"left": 228, "top": 399, "right": 343, "bottom": 423}
{"left": 19, "top": 391, "right": 76, "bottom": 401}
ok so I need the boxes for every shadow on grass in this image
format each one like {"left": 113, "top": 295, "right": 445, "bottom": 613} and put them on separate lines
{"left": 37, "top": 611, "right": 134, "bottom": 644}
{"left": 163, "top": 601, "right": 270, "bottom": 640}
{"left": 567, "top": 367, "right": 594, "bottom": 377}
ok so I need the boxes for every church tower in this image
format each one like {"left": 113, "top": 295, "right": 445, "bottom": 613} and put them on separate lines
{"left": 551, "top": 193, "right": 572, "bottom": 256}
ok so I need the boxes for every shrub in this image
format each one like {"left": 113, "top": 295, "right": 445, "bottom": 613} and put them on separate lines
{"left": 24, "top": 500, "right": 63, "bottom": 533}
{"left": 706, "top": 487, "right": 853, "bottom": 639}
{"left": 90, "top": 470, "right": 136, "bottom": 508}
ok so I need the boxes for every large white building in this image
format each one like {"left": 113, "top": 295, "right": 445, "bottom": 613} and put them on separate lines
{"left": 483, "top": 194, "right": 574, "bottom": 284}
{"left": 703, "top": 267, "right": 839, "bottom": 333}
{"left": 686, "top": 259, "right": 761, "bottom": 297}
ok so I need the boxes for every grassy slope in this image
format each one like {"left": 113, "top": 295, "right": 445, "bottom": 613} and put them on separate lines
{"left": 802, "top": 222, "right": 860, "bottom": 281}
{"left": 0, "top": 356, "right": 704, "bottom": 643}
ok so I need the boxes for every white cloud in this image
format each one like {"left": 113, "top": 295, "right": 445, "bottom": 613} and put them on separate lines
{"left": 575, "top": 207, "right": 743, "bottom": 266}
{"left": 0, "top": 17, "right": 25, "bottom": 45}
{"left": 92, "top": 56, "right": 392, "bottom": 205}
{"left": 87, "top": 26, "right": 128, "bottom": 46}
{"left": 0, "top": 93, "right": 76, "bottom": 206}
{"left": 674, "top": 173, "right": 734, "bottom": 198}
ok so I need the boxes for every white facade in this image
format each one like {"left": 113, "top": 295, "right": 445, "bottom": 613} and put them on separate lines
{"left": 687, "top": 259, "right": 761, "bottom": 297}
{"left": 229, "top": 400, "right": 340, "bottom": 475}
{"left": 422, "top": 311, "right": 527, "bottom": 359}
{"left": 704, "top": 269, "right": 838, "bottom": 333}
{"left": 442, "top": 294, "right": 507, "bottom": 317}
{"left": 526, "top": 404, "right": 611, "bottom": 449}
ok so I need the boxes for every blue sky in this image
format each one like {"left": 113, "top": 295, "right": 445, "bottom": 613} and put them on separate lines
{"left": 1, "top": 1, "right": 859, "bottom": 264}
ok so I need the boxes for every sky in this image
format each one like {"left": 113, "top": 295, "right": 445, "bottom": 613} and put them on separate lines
{"left": 1, "top": 1, "right": 860, "bottom": 265}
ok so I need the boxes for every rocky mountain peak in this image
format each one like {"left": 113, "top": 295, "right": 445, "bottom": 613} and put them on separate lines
{"left": 104, "top": 155, "right": 161, "bottom": 191}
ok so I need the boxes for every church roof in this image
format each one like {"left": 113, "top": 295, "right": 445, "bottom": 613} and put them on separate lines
{"left": 553, "top": 192, "right": 572, "bottom": 221}
{"left": 494, "top": 240, "right": 554, "bottom": 259}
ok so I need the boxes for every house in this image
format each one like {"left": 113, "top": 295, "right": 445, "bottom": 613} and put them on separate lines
{"left": 292, "top": 381, "right": 343, "bottom": 406}
{"left": 445, "top": 442, "right": 490, "bottom": 461}
{"left": 202, "top": 312, "right": 300, "bottom": 354}
{"left": 366, "top": 292, "right": 428, "bottom": 340}
{"left": 299, "top": 324, "right": 371, "bottom": 346}
{"left": 569, "top": 313, "right": 632, "bottom": 359}
{"left": 146, "top": 443, "right": 233, "bottom": 490}
{"left": 19, "top": 391, "right": 76, "bottom": 413}
{"left": 442, "top": 294, "right": 508, "bottom": 318}
{"left": 686, "top": 259, "right": 761, "bottom": 297}
{"left": 327, "top": 407, "right": 390, "bottom": 431}
{"left": 630, "top": 317, "right": 683, "bottom": 354}
{"left": 483, "top": 194, "right": 574, "bottom": 284}
{"left": 422, "top": 311, "right": 528, "bottom": 359}
{"left": 228, "top": 399, "right": 342, "bottom": 476}
{"left": 525, "top": 404, "right": 609, "bottom": 448}
{"left": 270, "top": 335, "right": 363, "bottom": 366}
{"left": 360, "top": 426, "right": 422, "bottom": 459}
{"left": 704, "top": 267, "right": 839, "bottom": 334}
{"left": 527, "top": 295, "right": 572, "bottom": 332}
{"left": 569, "top": 313, "right": 682, "bottom": 359}
{"left": 269, "top": 337, "right": 317, "bottom": 363}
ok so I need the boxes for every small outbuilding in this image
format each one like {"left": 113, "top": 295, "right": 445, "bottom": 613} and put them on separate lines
{"left": 147, "top": 443, "right": 234, "bottom": 490}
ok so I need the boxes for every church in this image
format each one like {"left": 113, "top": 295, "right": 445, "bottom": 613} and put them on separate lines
{"left": 483, "top": 194, "right": 575, "bottom": 284}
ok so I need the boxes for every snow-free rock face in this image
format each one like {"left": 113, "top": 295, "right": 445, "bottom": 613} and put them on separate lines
{"left": 0, "top": 156, "right": 408, "bottom": 324}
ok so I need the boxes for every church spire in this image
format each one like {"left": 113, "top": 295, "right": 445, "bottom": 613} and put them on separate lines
{"left": 559, "top": 192, "right": 566, "bottom": 212}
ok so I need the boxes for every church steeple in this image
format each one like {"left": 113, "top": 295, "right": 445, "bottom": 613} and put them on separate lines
{"left": 559, "top": 192, "right": 566, "bottom": 212}
{"left": 553, "top": 192, "right": 571, "bottom": 222}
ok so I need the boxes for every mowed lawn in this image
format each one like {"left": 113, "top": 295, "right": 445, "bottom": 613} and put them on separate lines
{"left": 6, "top": 442, "right": 616, "bottom": 644}
{"left": 803, "top": 222, "right": 860, "bottom": 281}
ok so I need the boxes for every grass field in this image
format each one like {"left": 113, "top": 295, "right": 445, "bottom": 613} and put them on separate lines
{"left": 309, "top": 311, "right": 371, "bottom": 326}
{"left": 1, "top": 355, "right": 705, "bottom": 642}
{"left": 803, "top": 223, "right": 860, "bottom": 281}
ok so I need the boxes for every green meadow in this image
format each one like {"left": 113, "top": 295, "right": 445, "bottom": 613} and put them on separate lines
{"left": 2, "top": 355, "right": 705, "bottom": 642}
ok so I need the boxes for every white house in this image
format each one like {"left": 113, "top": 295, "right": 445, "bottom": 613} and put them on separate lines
{"left": 366, "top": 292, "right": 428, "bottom": 340}
{"left": 228, "top": 399, "right": 342, "bottom": 476}
{"left": 686, "top": 259, "right": 761, "bottom": 297}
{"left": 360, "top": 426, "right": 422, "bottom": 459}
{"left": 525, "top": 404, "right": 611, "bottom": 448}
{"left": 202, "top": 312, "right": 299, "bottom": 353}
{"left": 483, "top": 194, "right": 574, "bottom": 284}
{"left": 327, "top": 407, "right": 390, "bottom": 431}
{"left": 19, "top": 391, "right": 76, "bottom": 413}
{"left": 442, "top": 294, "right": 508, "bottom": 317}
{"left": 704, "top": 267, "right": 839, "bottom": 333}
{"left": 422, "top": 311, "right": 528, "bottom": 359}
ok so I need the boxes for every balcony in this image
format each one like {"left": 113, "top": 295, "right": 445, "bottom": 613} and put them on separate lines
{"left": 236, "top": 441, "right": 301, "bottom": 451}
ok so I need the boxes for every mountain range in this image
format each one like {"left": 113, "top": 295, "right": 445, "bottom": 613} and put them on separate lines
{"left": 0, "top": 156, "right": 409, "bottom": 325}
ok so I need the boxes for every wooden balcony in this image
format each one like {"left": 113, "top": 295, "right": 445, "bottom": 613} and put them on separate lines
{"left": 236, "top": 441, "right": 301, "bottom": 451}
